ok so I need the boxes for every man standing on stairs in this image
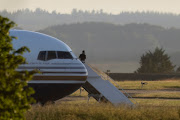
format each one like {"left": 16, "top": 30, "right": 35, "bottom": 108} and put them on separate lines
{"left": 79, "top": 50, "right": 86, "bottom": 63}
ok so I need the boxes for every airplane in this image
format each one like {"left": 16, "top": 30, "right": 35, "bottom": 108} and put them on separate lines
{"left": 10, "top": 29, "right": 88, "bottom": 104}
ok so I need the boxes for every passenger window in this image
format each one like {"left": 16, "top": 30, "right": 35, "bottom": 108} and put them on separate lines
{"left": 37, "top": 51, "right": 46, "bottom": 61}
{"left": 47, "top": 51, "right": 57, "bottom": 60}
{"left": 57, "top": 51, "right": 73, "bottom": 59}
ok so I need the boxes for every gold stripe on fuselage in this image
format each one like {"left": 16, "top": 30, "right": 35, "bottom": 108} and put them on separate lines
{"left": 33, "top": 76, "right": 87, "bottom": 81}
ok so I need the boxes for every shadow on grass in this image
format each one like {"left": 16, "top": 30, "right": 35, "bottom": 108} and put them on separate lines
{"left": 164, "top": 86, "right": 180, "bottom": 89}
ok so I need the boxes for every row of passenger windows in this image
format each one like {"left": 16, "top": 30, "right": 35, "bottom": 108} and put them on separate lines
{"left": 37, "top": 51, "right": 73, "bottom": 61}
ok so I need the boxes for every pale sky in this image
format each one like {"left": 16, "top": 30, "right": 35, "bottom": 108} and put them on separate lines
{"left": 0, "top": 0, "right": 180, "bottom": 14}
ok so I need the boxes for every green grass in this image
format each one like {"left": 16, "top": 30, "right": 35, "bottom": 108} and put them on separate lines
{"left": 114, "top": 80, "right": 180, "bottom": 90}
{"left": 26, "top": 103, "right": 180, "bottom": 120}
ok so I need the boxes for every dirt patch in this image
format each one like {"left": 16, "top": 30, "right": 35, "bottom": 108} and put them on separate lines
{"left": 122, "top": 89, "right": 180, "bottom": 94}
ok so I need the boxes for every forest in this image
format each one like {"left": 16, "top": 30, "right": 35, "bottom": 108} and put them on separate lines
{"left": 38, "top": 22, "right": 180, "bottom": 72}
{"left": 1, "top": 8, "right": 180, "bottom": 30}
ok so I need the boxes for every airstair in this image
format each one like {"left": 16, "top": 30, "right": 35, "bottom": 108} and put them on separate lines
{"left": 82, "top": 64, "right": 134, "bottom": 106}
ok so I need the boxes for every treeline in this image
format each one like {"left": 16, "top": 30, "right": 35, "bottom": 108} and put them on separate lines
{"left": 38, "top": 22, "right": 180, "bottom": 72}
{"left": 1, "top": 8, "right": 180, "bottom": 30}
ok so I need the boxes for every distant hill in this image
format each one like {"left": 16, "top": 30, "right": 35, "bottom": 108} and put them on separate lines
{"left": 38, "top": 23, "right": 180, "bottom": 72}
{"left": 1, "top": 8, "right": 180, "bottom": 30}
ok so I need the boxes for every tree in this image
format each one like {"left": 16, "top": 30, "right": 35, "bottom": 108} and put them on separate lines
{"left": 176, "top": 66, "right": 180, "bottom": 73}
{"left": 135, "top": 47, "right": 175, "bottom": 73}
{"left": 0, "top": 16, "right": 36, "bottom": 119}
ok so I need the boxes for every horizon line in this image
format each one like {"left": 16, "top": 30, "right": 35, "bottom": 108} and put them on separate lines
{"left": 1, "top": 8, "right": 180, "bottom": 15}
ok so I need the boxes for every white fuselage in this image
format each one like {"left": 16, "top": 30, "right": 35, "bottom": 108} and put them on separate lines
{"left": 10, "top": 29, "right": 87, "bottom": 103}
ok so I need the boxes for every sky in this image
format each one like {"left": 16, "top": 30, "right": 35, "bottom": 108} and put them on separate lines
{"left": 0, "top": 0, "right": 180, "bottom": 14}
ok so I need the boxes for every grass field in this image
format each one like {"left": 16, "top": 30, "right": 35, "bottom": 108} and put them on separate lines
{"left": 26, "top": 80, "right": 180, "bottom": 120}
{"left": 26, "top": 103, "right": 180, "bottom": 120}
{"left": 69, "top": 80, "right": 180, "bottom": 106}
{"left": 114, "top": 80, "right": 180, "bottom": 90}
{"left": 71, "top": 89, "right": 180, "bottom": 98}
